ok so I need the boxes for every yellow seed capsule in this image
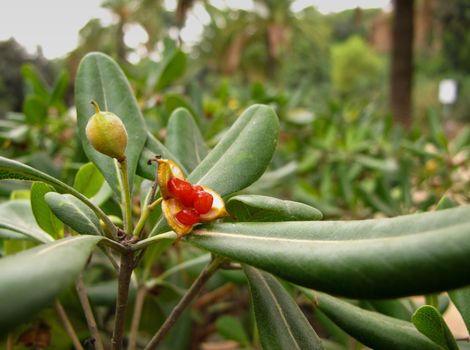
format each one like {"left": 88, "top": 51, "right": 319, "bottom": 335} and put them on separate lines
{"left": 86, "top": 101, "right": 128, "bottom": 162}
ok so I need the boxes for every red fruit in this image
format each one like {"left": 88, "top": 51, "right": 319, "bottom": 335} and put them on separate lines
{"left": 176, "top": 208, "right": 200, "bottom": 226}
{"left": 194, "top": 191, "right": 213, "bottom": 214}
{"left": 167, "top": 177, "right": 197, "bottom": 206}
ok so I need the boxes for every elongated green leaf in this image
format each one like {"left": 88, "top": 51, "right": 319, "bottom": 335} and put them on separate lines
{"left": 0, "top": 236, "right": 102, "bottom": 335}
{"left": 216, "top": 315, "right": 250, "bottom": 347}
{"left": 20, "top": 64, "right": 48, "bottom": 99}
{"left": 247, "top": 161, "right": 298, "bottom": 192}
{"left": 434, "top": 196, "right": 470, "bottom": 333}
{"left": 73, "top": 162, "right": 104, "bottom": 198}
{"left": 0, "top": 229, "right": 24, "bottom": 240}
{"left": 165, "top": 108, "right": 209, "bottom": 172}
{"left": 91, "top": 180, "right": 113, "bottom": 207}
{"left": 31, "top": 182, "right": 63, "bottom": 238}
{"left": 302, "top": 290, "right": 440, "bottom": 350}
{"left": 0, "top": 157, "right": 90, "bottom": 200}
{"left": 75, "top": 52, "right": 147, "bottom": 195}
{"left": 49, "top": 70, "right": 69, "bottom": 107}
{"left": 137, "top": 132, "right": 187, "bottom": 180}
{"left": 45, "top": 193, "right": 102, "bottom": 236}
{"left": 188, "top": 206, "right": 470, "bottom": 298}
{"left": 188, "top": 105, "right": 279, "bottom": 196}
{"left": 412, "top": 305, "right": 458, "bottom": 350}
{"left": 164, "top": 94, "right": 200, "bottom": 121}
{"left": 367, "top": 299, "right": 414, "bottom": 321}
{"left": 244, "top": 266, "right": 323, "bottom": 350}
{"left": 227, "top": 195, "right": 322, "bottom": 222}
{"left": 151, "top": 49, "right": 186, "bottom": 91}
{"left": 449, "top": 286, "right": 470, "bottom": 333}
{"left": 0, "top": 200, "right": 52, "bottom": 242}
{"left": 0, "top": 157, "right": 117, "bottom": 237}
{"left": 23, "top": 95, "right": 47, "bottom": 125}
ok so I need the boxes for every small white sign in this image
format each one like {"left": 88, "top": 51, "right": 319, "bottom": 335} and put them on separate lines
{"left": 439, "top": 79, "right": 458, "bottom": 104}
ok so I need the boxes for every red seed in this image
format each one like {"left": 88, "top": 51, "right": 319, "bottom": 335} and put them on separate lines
{"left": 194, "top": 191, "right": 213, "bottom": 214}
{"left": 167, "top": 177, "right": 197, "bottom": 206}
{"left": 176, "top": 208, "right": 200, "bottom": 226}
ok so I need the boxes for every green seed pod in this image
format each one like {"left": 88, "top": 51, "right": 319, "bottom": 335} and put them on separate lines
{"left": 86, "top": 101, "right": 128, "bottom": 162}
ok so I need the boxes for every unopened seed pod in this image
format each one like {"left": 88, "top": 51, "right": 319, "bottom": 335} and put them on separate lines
{"left": 86, "top": 101, "right": 128, "bottom": 162}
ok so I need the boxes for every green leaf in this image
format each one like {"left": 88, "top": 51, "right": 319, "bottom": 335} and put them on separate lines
{"left": 75, "top": 52, "right": 147, "bottom": 195}
{"left": 0, "top": 229, "right": 24, "bottom": 240}
{"left": 0, "top": 236, "right": 102, "bottom": 335}
{"left": 164, "top": 94, "right": 200, "bottom": 121}
{"left": 216, "top": 315, "right": 250, "bottom": 347}
{"left": 0, "top": 200, "right": 52, "bottom": 242}
{"left": 20, "top": 64, "right": 49, "bottom": 99}
{"left": 10, "top": 189, "right": 30, "bottom": 200}
{"left": 436, "top": 195, "right": 457, "bottom": 211}
{"left": 244, "top": 266, "right": 323, "bottom": 350}
{"left": 49, "top": 70, "right": 69, "bottom": 107}
{"left": 137, "top": 132, "right": 187, "bottom": 180}
{"left": 188, "top": 206, "right": 470, "bottom": 298}
{"left": 23, "top": 95, "right": 48, "bottom": 125}
{"left": 449, "top": 286, "right": 470, "bottom": 334}
{"left": 227, "top": 195, "right": 322, "bottom": 222}
{"left": 150, "top": 49, "right": 186, "bottom": 91}
{"left": 45, "top": 193, "right": 102, "bottom": 236}
{"left": 367, "top": 299, "right": 414, "bottom": 321}
{"left": 73, "top": 162, "right": 105, "bottom": 198}
{"left": 31, "top": 182, "right": 63, "bottom": 238}
{"left": 0, "top": 156, "right": 117, "bottom": 237}
{"left": 165, "top": 108, "right": 209, "bottom": 172}
{"left": 188, "top": 105, "right": 279, "bottom": 196}
{"left": 247, "top": 161, "right": 298, "bottom": 192}
{"left": 412, "top": 305, "right": 458, "bottom": 350}
{"left": 302, "top": 290, "right": 440, "bottom": 350}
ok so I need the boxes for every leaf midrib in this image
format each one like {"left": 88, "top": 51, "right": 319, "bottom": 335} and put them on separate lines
{"left": 252, "top": 269, "right": 302, "bottom": 350}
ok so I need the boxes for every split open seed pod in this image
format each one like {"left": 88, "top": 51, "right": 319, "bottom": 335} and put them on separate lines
{"left": 157, "top": 158, "right": 228, "bottom": 235}
{"left": 157, "top": 159, "right": 185, "bottom": 199}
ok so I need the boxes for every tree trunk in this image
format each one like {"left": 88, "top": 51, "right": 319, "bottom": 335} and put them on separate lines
{"left": 390, "top": 0, "right": 414, "bottom": 129}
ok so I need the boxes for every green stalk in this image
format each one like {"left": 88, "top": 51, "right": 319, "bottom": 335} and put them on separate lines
{"left": 131, "top": 231, "right": 177, "bottom": 251}
{"left": 118, "top": 159, "right": 133, "bottom": 235}
{"left": 132, "top": 197, "right": 162, "bottom": 239}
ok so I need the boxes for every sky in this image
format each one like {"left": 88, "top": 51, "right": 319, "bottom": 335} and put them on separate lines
{"left": 0, "top": 0, "right": 390, "bottom": 60}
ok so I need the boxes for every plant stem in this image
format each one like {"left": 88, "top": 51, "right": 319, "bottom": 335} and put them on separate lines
{"left": 100, "top": 237, "right": 128, "bottom": 254}
{"left": 127, "top": 286, "right": 147, "bottom": 350}
{"left": 54, "top": 300, "right": 84, "bottom": 350}
{"left": 146, "top": 254, "right": 211, "bottom": 289}
{"left": 76, "top": 276, "right": 104, "bottom": 350}
{"left": 99, "top": 246, "right": 120, "bottom": 271}
{"left": 131, "top": 231, "right": 177, "bottom": 251}
{"left": 112, "top": 250, "right": 134, "bottom": 350}
{"left": 75, "top": 190, "right": 118, "bottom": 240}
{"left": 144, "top": 257, "right": 223, "bottom": 350}
{"left": 119, "top": 159, "right": 133, "bottom": 235}
{"left": 148, "top": 197, "right": 163, "bottom": 210}
{"left": 132, "top": 198, "right": 162, "bottom": 238}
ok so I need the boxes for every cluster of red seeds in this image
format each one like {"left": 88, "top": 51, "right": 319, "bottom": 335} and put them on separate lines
{"left": 167, "top": 177, "right": 214, "bottom": 226}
